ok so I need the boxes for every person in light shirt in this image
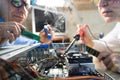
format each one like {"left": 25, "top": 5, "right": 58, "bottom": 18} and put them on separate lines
{"left": 78, "top": 0, "right": 120, "bottom": 73}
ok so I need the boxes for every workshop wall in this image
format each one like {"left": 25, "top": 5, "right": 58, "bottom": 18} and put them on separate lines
{"left": 24, "top": 3, "right": 116, "bottom": 41}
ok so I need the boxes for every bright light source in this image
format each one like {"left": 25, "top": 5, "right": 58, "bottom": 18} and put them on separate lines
{"left": 36, "top": 0, "right": 65, "bottom": 7}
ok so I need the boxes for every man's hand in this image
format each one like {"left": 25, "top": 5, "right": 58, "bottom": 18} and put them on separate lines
{"left": 0, "top": 22, "right": 25, "bottom": 45}
{"left": 77, "top": 24, "right": 94, "bottom": 48}
{"left": 39, "top": 24, "right": 54, "bottom": 44}
{"left": 98, "top": 52, "right": 120, "bottom": 73}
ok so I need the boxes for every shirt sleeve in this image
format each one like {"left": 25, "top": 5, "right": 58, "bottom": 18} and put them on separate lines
{"left": 93, "top": 22, "right": 120, "bottom": 53}
{"left": 13, "top": 35, "right": 40, "bottom": 45}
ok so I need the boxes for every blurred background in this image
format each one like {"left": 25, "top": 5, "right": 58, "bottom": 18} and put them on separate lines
{"left": 24, "top": 0, "right": 116, "bottom": 41}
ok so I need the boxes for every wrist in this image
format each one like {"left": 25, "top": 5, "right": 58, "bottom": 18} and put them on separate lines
{"left": 87, "top": 41, "right": 94, "bottom": 48}
{"left": 40, "top": 38, "right": 44, "bottom": 43}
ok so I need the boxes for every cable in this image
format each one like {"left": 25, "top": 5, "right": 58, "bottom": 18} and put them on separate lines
{"left": 87, "top": 26, "right": 114, "bottom": 53}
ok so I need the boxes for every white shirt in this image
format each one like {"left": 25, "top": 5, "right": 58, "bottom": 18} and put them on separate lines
{"left": 93, "top": 22, "right": 120, "bottom": 53}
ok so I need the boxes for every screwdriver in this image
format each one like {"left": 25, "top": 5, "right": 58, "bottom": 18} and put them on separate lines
{"left": 21, "top": 30, "right": 40, "bottom": 42}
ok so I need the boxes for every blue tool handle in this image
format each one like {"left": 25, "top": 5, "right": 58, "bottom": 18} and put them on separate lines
{"left": 44, "top": 25, "right": 52, "bottom": 40}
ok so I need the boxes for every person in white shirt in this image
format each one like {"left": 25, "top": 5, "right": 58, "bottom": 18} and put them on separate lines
{"left": 78, "top": 0, "right": 120, "bottom": 73}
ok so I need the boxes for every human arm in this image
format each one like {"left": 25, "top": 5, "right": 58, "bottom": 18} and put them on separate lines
{"left": 78, "top": 24, "right": 108, "bottom": 52}
{"left": 78, "top": 24, "right": 120, "bottom": 53}
{"left": 0, "top": 24, "right": 53, "bottom": 46}
{"left": 98, "top": 52, "right": 120, "bottom": 73}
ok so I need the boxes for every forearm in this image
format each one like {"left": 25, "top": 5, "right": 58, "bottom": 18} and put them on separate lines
{"left": 98, "top": 53, "right": 120, "bottom": 73}
{"left": 92, "top": 40, "right": 113, "bottom": 53}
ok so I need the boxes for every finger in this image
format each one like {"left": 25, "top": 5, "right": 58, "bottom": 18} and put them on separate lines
{"left": 15, "top": 23, "right": 22, "bottom": 35}
{"left": 76, "top": 24, "right": 81, "bottom": 33}
{"left": 47, "top": 25, "right": 54, "bottom": 38}
{"left": 39, "top": 29, "right": 45, "bottom": 35}
{"left": 79, "top": 24, "right": 88, "bottom": 40}
{"left": 110, "top": 56, "right": 120, "bottom": 72}
{"left": 102, "top": 56, "right": 111, "bottom": 66}
{"left": 106, "top": 61, "right": 114, "bottom": 70}
{"left": 11, "top": 23, "right": 26, "bottom": 37}
{"left": 0, "top": 38, "right": 8, "bottom": 45}
{"left": 47, "top": 24, "right": 52, "bottom": 31}
{"left": 79, "top": 27, "right": 84, "bottom": 40}
{"left": 7, "top": 31, "right": 15, "bottom": 43}
{"left": 98, "top": 52, "right": 110, "bottom": 60}
{"left": 18, "top": 23, "right": 26, "bottom": 30}
{"left": 14, "top": 22, "right": 26, "bottom": 36}
{"left": 111, "top": 64, "right": 119, "bottom": 72}
{"left": 9, "top": 33, "right": 16, "bottom": 43}
{"left": 83, "top": 24, "right": 91, "bottom": 39}
{"left": 102, "top": 55, "right": 114, "bottom": 71}
{"left": 8, "top": 23, "right": 20, "bottom": 38}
